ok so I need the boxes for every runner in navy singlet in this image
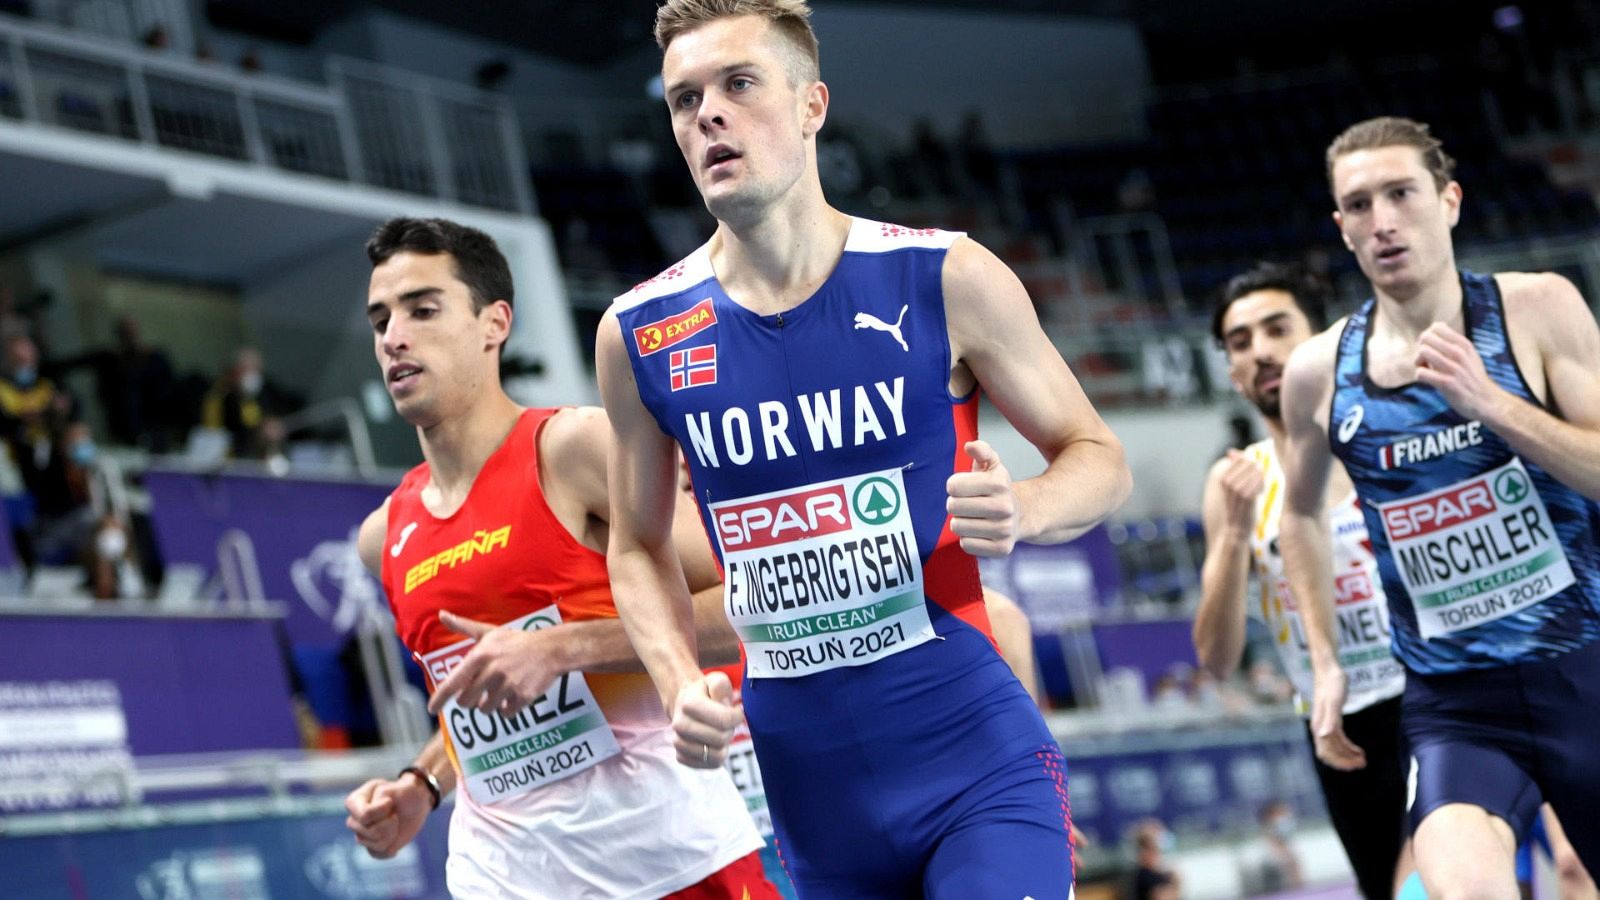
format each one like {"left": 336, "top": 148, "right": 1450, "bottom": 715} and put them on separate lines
{"left": 595, "top": 2, "right": 1131, "bottom": 897}
{"left": 1276, "top": 117, "right": 1600, "bottom": 898}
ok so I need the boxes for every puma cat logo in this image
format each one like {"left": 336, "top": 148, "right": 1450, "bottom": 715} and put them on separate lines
{"left": 853, "top": 304, "right": 909, "bottom": 352}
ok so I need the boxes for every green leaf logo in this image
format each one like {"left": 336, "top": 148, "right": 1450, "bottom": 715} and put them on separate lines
{"left": 1494, "top": 470, "right": 1529, "bottom": 505}
{"left": 852, "top": 477, "right": 901, "bottom": 526}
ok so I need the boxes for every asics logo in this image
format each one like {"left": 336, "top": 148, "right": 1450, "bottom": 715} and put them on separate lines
{"left": 390, "top": 521, "right": 418, "bottom": 557}
{"left": 853, "top": 304, "right": 909, "bottom": 352}
{"left": 1337, "top": 404, "right": 1364, "bottom": 444}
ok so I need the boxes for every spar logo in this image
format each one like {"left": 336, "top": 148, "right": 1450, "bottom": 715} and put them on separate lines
{"left": 633, "top": 298, "right": 717, "bottom": 356}
{"left": 1495, "top": 468, "right": 1530, "bottom": 504}
{"left": 1381, "top": 478, "right": 1495, "bottom": 540}
{"left": 716, "top": 484, "right": 851, "bottom": 551}
{"left": 424, "top": 647, "right": 467, "bottom": 687}
{"left": 1334, "top": 569, "right": 1375, "bottom": 605}
{"left": 852, "top": 476, "right": 901, "bottom": 525}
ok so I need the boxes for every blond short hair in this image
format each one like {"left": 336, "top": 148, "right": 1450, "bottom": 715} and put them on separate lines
{"left": 1326, "top": 116, "right": 1457, "bottom": 193}
{"left": 654, "top": 0, "right": 820, "bottom": 84}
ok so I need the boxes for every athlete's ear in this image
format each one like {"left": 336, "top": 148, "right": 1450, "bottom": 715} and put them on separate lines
{"left": 482, "top": 299, "right": 512, "bottom": 352}
{"left": 1442, "top": 181, "right": 1463, "bottom": 229}
{"left": 1332, "top": 211, "right": 1354, "bottom": 251}
{"left": 800, "top": 80, "right": 828, "bottom": 138}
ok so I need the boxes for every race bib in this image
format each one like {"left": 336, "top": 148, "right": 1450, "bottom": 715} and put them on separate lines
{"left": 1377, "top": 458, "right": 1576, "bottom": 640}
{"left": 724, "top": 723, "right": 771, "bottom": 837}
{"left": 420, "top": 607, "right": 621, "bottom": 804}
{"left": 712, "top": 468, "right": 936, "bottom": 678}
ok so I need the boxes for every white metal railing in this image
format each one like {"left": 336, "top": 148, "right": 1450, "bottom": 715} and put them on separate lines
{"left": 0, "top": 12, "right": 531, "bottom": 213}
{"left": 278, "top": 396, "right": 378, "bottom": 478}
{"left": 328, "top": 56, "right": 534, "bottom": 214}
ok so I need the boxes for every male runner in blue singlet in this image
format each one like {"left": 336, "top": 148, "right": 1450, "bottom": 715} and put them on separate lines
{"left": 1277, "top": 116, "right": 1600, "bottom": 899}
{"left": 595, "top": 2, "right": 1131, "bottom": 896}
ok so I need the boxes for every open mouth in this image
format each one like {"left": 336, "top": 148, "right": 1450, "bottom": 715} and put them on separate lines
{"left": 1376, "top": 246, "right": 1407, "bottom": 263}
{"left": 388, "top": 364, "right": 422, "bottom": 389}
{"left": 1255, "top": 367, "right": 1282, "bottom": 393}
{"left": 705, "top": 145, "right": 741, "bottom": 171}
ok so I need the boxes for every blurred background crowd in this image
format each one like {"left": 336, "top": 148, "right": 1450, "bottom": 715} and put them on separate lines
{"left": 0, "top": 0, "right": 1597, "bottom": 897}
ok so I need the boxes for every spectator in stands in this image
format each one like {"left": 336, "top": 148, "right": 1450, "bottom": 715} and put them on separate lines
{"left": 141, "top": 25, "right": 169, "bottom": 51}
{"left": 0, "top": 332, "right": 74, "bottom": 473}
{"left": 85, "top": 511, "right": 142, "bottom": 600}
{"left": 1150, "top": 670, "right": 1189, "bottom": 710}
{"left": 61, "top": 315, "right": 178, "bottom": 452}
{"left": 911, "top": 117, "right": 955, "bottom": 197}
{"left": 1117, "top": 167, "right": 1156, "bottom": 212}
{"left": 1132, "top": 818, "right": 1182, "bottom": 900}
{"left": 0, "top": 286, "right": 31, "bottom": 341}
{"left": 956, "top": 109, "right": 999, "bottom": 200}
{"left": 1247, "top": 657, "right": 1294, "bottom": 705}
{"left": 1257, "top": 801, "right": 1306, "bottom": 893}
{"left": 560, "top": 217, "right": 614, "bottom": 273}
{"left": 200, "top": 346, "right": 297, "bottom": 461}
{"left": 26, "top": 420, "right": 97, "bottom": 568}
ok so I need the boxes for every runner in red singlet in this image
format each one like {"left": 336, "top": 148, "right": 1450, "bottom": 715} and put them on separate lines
{"left": 341, "top": 217, "right": 776, "bottom": 899}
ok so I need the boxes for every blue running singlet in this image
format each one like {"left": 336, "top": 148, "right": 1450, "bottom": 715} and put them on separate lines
{"left": 1328, "top": 269, "right": 1600, "bottom": 674}
{"left": 613, "top": 218, "right": 1075, "bottom": 898}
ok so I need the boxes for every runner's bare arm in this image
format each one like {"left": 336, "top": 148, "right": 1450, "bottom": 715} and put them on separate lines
{"left": 1278, "top": 331, "right": 1364, "bottom": 771}
{"left": 984, "top": 588, "right": 1039, "bottom": 704}
{"left": 1438, "top": 273, "right": 1600, "bottom": 500}
{"left": 596, "top": 310, "right": 738, "bottom": 769}
{"left": 596, "top": 313, "right": 699, "bottom": 699}
{"left": 356, "top": 500, "right": 390, "bottom": 578}
{"left": 1194, "top": 453, "right": 1262, "bottom": 679}
{"left": 943, "top": 238, "right": 1131, "bottom": 552}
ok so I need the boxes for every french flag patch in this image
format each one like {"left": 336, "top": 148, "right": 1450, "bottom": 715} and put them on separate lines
{"left": 669, "top": 344, "right": 717, "bottom": 391}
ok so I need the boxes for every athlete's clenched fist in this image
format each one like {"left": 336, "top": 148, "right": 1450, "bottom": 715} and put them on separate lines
{"left": 671, "top": 670, "right": 742, "bottom": 768}
{"left": 946, "top": 440, "right": 1020, "bottom": 557}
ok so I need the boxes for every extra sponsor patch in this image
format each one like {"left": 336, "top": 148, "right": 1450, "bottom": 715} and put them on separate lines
{"left": 669, "top": 344, "right": 717, "bottom": 392}
{"left": 633, "top": 298, "right": 716, "bottom": 356}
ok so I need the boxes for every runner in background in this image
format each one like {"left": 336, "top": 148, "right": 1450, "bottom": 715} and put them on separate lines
{"left": 1195, "top": 261, "right": 1409, "bottom": 898}
{"left": 343, "top": 217, "right": 773, "bottom": 899}
{"left": 1278, "top": 117, "right": 1600, "bottom": 898}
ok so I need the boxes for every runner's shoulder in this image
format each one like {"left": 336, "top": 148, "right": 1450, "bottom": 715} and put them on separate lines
{"left": 356, "top": 498, "right": 391, "bottom": 576}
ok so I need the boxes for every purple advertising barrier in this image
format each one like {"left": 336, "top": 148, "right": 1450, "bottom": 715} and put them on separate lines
{"left": 143, "top": 468, "right": 400, "bottom": 733}
{"left": 0, "top": 607, "right": 301, "bottom": 812}
{"left": 1058, "top": 718, "right": 1323, "bottom": 845}
{"left": 143, "top": 469, "right": 395, "bottom": 650}
{"left": 978, "top": 527, "right": 1124, "bottom": 631}
{"left": 1092, "top": 618, "right": 1200, "bottom": 695}
{"left": 0, "top": 609, "right": 301, "bottom": 756}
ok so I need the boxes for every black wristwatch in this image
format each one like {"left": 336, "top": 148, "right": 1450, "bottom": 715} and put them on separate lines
{"left": 398, "top": 765, "right": 442, "bottom": 810}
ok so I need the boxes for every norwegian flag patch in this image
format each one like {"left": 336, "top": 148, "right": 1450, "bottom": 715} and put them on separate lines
{"left": 669, "top": 345, "right": 717, "bottom": 391}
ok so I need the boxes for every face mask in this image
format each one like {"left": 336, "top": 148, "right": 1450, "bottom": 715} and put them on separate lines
{"left": 12, "top": 366, "right": 35, "bottom": 387}
{"left": 240, "top": 370, "right": 263, "bottom": 396}
{"left": 70, "top": 440, "right": 96, "bottom": 466}
{"left": 1157, "top": 830, "right": 1176, "bottom": 854}
{"left": 97, "top": 527, "right": 128, "bottom": 560}
{"left": 1271, "top": 815, "right": 1296, "bottom": 840}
